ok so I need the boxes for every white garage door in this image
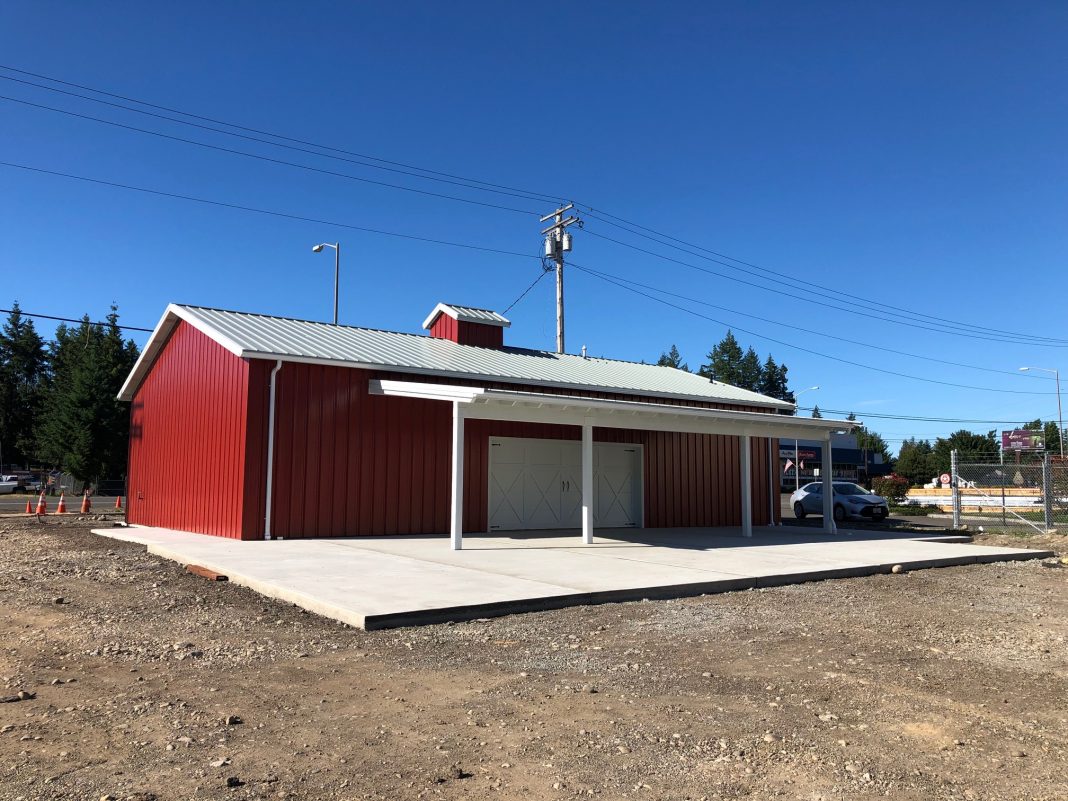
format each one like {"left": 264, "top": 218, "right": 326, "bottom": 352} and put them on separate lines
{"left": 488, "top": 437, "right": 642, "bottom": 531}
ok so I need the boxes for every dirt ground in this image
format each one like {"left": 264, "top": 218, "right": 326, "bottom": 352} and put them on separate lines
{"left": 0, "top": 517, "right": 1065, "bottom": 801}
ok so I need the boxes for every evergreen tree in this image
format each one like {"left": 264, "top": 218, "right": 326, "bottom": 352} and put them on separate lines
{"left": 656, "top": 344, "right": 689, "bottom": 372}
{"left": 896, "top": 438, "right": 936, "bottom": 486}
{"left": 37, "top": 307, "right": 139, "bottom": 483}
{"left": 931, "top": 430, "right": 999, "bottom": 476}
{"left": 0, "top": 302, "right": 48, "bottom": 467}
{"left": 737, "top": 346, "right": 763, "bottom": 392}
{"left": 811, "top": 405, "right": 823, "bottom": 419}
{"left": 775, "top": 362, "right": 794, "bottom": 404}
{"left": 758, "top": 355, "right": 790, "bottom": 401}
{"left": 698, "top": 330, "right": 744, "bottom": 385}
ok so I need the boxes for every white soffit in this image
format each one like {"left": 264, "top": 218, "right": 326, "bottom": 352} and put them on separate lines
{"left": 370, "top": 380, "right": 856, "bottom": 439}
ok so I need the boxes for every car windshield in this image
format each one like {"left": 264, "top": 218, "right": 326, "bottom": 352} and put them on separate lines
{"left": 834, "top": 483, "right": 869, "bottom": 496}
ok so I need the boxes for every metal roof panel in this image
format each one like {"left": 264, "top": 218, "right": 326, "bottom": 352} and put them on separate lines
{"left": 122, "top": 305, "right": 795, "bottom": 410}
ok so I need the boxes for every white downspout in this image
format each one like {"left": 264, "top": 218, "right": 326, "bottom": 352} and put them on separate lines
{"left": 264, "top": 360, "right": 283, "bottom": 540}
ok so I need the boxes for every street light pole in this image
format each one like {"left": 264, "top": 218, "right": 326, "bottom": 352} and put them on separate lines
{"left": 794, "top": 386, "right": 820, "bottom": 492}
{"left": 311, "top": 242, "right": 341, "bottom": 325}
{"left": 1020, "top": 367, "right": 1064, "bottom": 459}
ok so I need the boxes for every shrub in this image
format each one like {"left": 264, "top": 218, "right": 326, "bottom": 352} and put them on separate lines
{"left": 872, "top": 473, "right": 909, "bottom": 505}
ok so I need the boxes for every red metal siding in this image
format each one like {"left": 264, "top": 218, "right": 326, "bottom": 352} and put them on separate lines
{"left": 428, "top": 314, "right": 457, "bottom": 342}
{"left": 457, "top": 321, "right": 503, "bottom": 348}
{"left": 127, "top": 322, "right": 261, "bottom": 539}
{"left": 428, "top": 315, "right": 504, "bottom": 348}
{"left": 266, "top": 364, "right": 780, "bottom": 538}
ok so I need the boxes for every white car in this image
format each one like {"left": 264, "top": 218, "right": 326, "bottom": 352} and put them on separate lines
{"left": 790, "top": 481, "right": 889, "bottom": 523}
{"left": 0, "top": 475, "right": 18, "bottom": 495}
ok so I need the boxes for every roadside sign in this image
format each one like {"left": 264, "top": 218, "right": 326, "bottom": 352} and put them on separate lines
{"left": 1002, "top": 429, "right": 1044, "bottom": 451}
{"left": 939, "top": 473, "right": 951, "bottom": 486}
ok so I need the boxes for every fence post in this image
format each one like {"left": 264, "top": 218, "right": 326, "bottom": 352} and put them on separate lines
{"left": 951, "top": 449, "right": 961, "bottom": 529}
{"left": 1043, "top": 452, "right": 1053, "bottom": 532}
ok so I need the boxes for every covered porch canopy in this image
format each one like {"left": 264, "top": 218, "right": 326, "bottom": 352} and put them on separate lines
{"left": 369, "top": 379, "right": 857, "bottom": 550}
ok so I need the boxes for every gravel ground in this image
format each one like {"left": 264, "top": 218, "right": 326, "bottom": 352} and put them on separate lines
{"left": 0, "top": 516, "right": 1065, "bottom": 801}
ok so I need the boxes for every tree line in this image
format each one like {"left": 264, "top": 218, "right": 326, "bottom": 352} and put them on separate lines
{"left": 657, "top": 332, "right": 892, "bottom": 469}
{"left": 657, "top": 330, "right": 794, "bottom": 403}
{"left": 0, "top": 302, "right": 140, "bottom": 484}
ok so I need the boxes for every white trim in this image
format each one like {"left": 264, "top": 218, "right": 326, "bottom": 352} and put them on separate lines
{"left": 369, "top": 380, "right": 856, "bottom": 440}
{"left": 117, "top": 305, "right": 246, "bottom": 401}
{"left": 450, "top": 401, "right": 465, "bottom": 550}
{"left": 581, "top": 420, "right": 593, "bottom": 545}
{"left": 422, "top": 302, "right": 511, "bottom": 331}
{"left": 263, "top": 360, "right": 283, "bottom": 540}
{"left": 822, "top": 432, "right": 837, "bottom": 534}
{"left": 767, "top": 437, "right": 777, "bottom": 526}
{"left": 740, "top": 435, "right": 753, "bottom": 538}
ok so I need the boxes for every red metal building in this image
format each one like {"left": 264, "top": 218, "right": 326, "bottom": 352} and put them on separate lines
{"left": 120, "top": 303, "right": 853, "bottom": 546}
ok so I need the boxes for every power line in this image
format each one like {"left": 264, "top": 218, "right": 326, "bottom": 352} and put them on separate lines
{"left": 5, "top": 63, "right": 1062, "bottom": 347}
{"left": 0, "top": 160, "right": 542, "bottom": 262}
{"left": 573, "top": 263, "right": 1043, "bottom": 381}
{"left": 792, "top": 406, "right": 1052, "bottom": 424}
{"left": 0, "top": 63, "right": 564, "bottom": 205}
{"left": 575, "top": 208, "right": 1068, "bottom": 346}
{"left": 0, "top": 71, "right": 563, "bottom": 207}
{"left": 0, "top": 308, "right": 153, "bottom": 333}
{"left": 578, "top": 225, "right": 1068, "bottom": 348}
{"left": 569, "top": 260, "right": 1060, "bottom": 395}
{"left": 0, "top": 94, "right": 541, "bottom": 216}
{"left": 502, "top": 270, "right": 550, "bottom": 315}
{"left": 5, "top": 157, "right": 1060, "bottom": 401}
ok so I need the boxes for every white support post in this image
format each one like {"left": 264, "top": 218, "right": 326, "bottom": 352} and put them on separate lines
{"left": 822, "top": 433, "right": 836, "bottom": 534}
{"left": 767, "top": 437, "right": 777, "bottom": 527}
{"left": 450, "top": 401, "right": 464, "bottom": 550}
{"left": 581, "top": 419, "right": 594, "bottom": 544}
{"left": 740, "top": 434, "right": 753, "bottom": 537}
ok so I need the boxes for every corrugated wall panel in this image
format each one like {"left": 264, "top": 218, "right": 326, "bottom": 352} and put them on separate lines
{"left": 127, "top": 322, "right": 254, "bottom": 539}
{"left": 263, "top": 364, "right": 782, "bottom": 538}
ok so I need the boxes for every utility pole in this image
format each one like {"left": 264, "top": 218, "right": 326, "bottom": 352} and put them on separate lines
{"left": 540, "top": 203, "right": 581, "bottom": 354}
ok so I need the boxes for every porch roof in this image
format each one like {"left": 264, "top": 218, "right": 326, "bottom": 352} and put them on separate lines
{"left": 369, "top": 379, "right": 858, "bottom": 439}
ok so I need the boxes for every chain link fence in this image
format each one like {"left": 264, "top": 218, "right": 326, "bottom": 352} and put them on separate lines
{"left": 953, "top": 451, "right": 1067, "bottom": 533}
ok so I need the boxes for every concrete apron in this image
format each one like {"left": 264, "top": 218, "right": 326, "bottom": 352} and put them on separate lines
{"left": 92, "top": 525, "right": 1054, "bottom": 630}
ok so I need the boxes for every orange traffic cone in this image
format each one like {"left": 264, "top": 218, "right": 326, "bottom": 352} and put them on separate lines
{"left": 34, "top": 492, "right": 47, "bottom": 515}
{"left": 114, "top": 495, "right": 123, "bottom": 511}
{"left": 25, "top": 498, "right": 32, "bottom": 514}
{"left": 80, "top": 491, "right": 91, "bottom": 514}
{"left": 56, "top": 493, "right": 67, "bottom": 514}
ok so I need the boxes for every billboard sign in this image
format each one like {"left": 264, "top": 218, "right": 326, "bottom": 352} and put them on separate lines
{"left": 1001, "top": 429, "right": 1044, "bottom": 451}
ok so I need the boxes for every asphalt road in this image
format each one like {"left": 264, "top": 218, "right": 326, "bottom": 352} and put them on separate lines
{"left": 0, "top": 493, "right": 120, "bottom": 514}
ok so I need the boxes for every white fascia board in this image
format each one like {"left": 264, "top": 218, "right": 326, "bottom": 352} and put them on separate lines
{"left": 421, "top": 302, "right": 511, "bottom": 330}
{"left": 463, "top": 400, "right": 852, "bottom": 439}
{"left": 369, "top": 381, "right": 856, "bottom": 438}
{"left": 421, "top": 303, "right": 451, "bottom": 330}
{"left": 369, "top": 378, "right": 484, "bottom": 403}
{"left": 116, "top": 304, "right": 250, "bottom": 401}
{"left": 476, "top": 388, "right": 856, "bottom": 433}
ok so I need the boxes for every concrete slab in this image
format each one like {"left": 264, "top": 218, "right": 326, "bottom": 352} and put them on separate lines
{"left": 92, "top": 525, "right": 1054, "bottom": 630}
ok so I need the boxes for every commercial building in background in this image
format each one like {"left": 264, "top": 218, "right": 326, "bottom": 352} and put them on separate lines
{"left": 779, "top": 433, "right": 889, "bottom": 491}
{"left": 118, "top": 302, "right": 855, "bottom": 545}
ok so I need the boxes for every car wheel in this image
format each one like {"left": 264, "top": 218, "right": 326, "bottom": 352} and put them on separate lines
{"left": 793, "top": 502, "right": 806, "bottom": 520}
{"left": 833, "top": 504, "right": 846, "bottom": 523}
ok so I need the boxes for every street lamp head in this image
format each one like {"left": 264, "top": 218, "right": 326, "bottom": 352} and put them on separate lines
{"left": 312, "top": 244, "right": 325, "bottom": 253}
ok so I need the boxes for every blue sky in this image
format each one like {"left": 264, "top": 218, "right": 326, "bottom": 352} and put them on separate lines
{"left": 2, "top": 2, "right": 1066, "bottom": 453}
